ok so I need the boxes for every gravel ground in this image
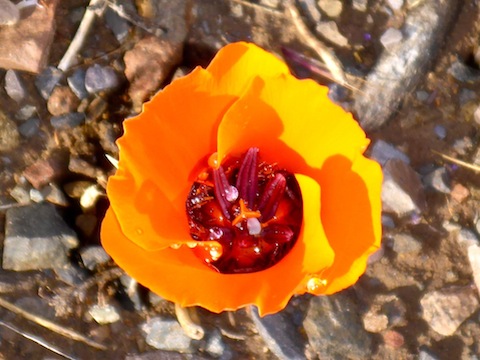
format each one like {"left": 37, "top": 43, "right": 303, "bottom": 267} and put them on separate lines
{"left": 1, "top": 0, "right": 480, "bottom": 359}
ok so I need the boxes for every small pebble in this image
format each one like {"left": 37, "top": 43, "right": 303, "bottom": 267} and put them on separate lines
{"left": 416, "top": 90, "right": 429, "bottom": 102}
{"left": 418, "top": 347, "right": 440, "bottom": 360}
{"left": 457, "top": 228, "right": 478, "bottom": 247}
{"left": 5, "top": 70, "right": 26, "bottom": 103}
{"left": 41, "top": 183, "right": 69, "bottom": 207}
{"left": 0, "top": 0, "right": 20, "bottom": 25}
{"left": 473, "top": 104, "right": 480, "bottom": 125}
{"left": 141, "top": 318, "right": 192, "bottom": 352}
{"left": 105, "top": 7, "right": 130, "bottom": 43}
{"left": 389, "top": 233, "right": 422, "bottom": 254}
{"left": 16, "top": 105, "right": 37, "bottom": 120}
{"left": 35, "top": 66, "right": 63, "bottom": 100}
{"left": 352, "top": 0, "right": 368, "bottom": 11}
{"left": 433, "top": 125, "right": 447, "bottom": 139}
{"left": 47, "top": 86, "right": 80, "bottom": 116}
{"left": 380, "top": 28, "right": 403, "bottom": 49}
{"left": 383, "top": 330, "right": 404, "bottom": 349}
{"left": 67, "top": 68, "right": 89, "bottom": 100}
{"left": 316, "top": 21, "right": 349, "bottom": 47}
{"left": 85, "top": 64, "right": 120, "bottom": 94}
{"left": 9, "top": 185, "right": 31, "bottom": 204}
{"left": 89, "top": 304, "right": 121, "bottom": 325}
{"left": 450, "top": 183, "right": 469, "bottom": 203}
{"left": 420, "top": 286, "right": 479, "bottom": 336}
{"left": 50, "top": 112, "right": 85, "bottom": 129}
{"left": 29, "top": 188, "right": 44, "bottom": 203}
{"left": 387, "top": 0, "right": 403, "bottom": 10}
{"left": 80, "top": 246, "right": 110, "bottom": 271}
{"left": 23, "top": 158, "right": 62, "bottom": 189}
{"left": 467, "top": 244, "right": 480, "bottom": 296}
{"left": 423, "top": 167, "right": 450, "bottom": 194}
{"left": 370, "top": 140, "right": 410, "bottom": 166}
{"left": 318, "top": 0, "right": 343, "bottom": 17}
{"left": 362, "top": 312, "right": 388, "bottom": 333}
{"left": 381, "top": 215, "right": 395, "bottom": 228}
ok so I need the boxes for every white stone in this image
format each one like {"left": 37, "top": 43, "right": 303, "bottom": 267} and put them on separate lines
{"left": 89, "top": 304, "right": 120, "bottom": 325}
{"left": 387, "top": 0, "right": 404, "bottom": 10}
{"left": 318, "top": 0, "right": 343, "bottom": 18}
{"left": 380, "top": 28, "right": 403, "bottom": 49}
{"left": 316, "top": 21, "right": 349, "bottom": 48}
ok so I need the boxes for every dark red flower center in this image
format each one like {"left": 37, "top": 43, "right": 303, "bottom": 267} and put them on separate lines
{"left": 186, "top": 147, "right": 303, "bottom": 274}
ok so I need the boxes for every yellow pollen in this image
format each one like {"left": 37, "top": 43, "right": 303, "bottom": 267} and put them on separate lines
{"left": 232, "top": 199, "right": 261, "bottom": 226}
{"left": 208, "top": 152, "right": 220, "bottom": 169}
{"left": 307, "top": 277, "right": 327, "bottom": 292}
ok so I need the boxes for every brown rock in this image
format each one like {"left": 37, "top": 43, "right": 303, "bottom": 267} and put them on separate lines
{"left": 124, "top": 36, "right": 183, "bottom": 111}
{"left": 0, "top": 0, "right": 59, "bottom": 73}
{"left": 47, "top": 86, "right": 80, "bottom": 116}
{"left": 450, "top": 183, "right": 470, "bottom": 203}
{"left": 383, "top": 330, "right": 404, "bottom": 349}
{"left": 23, "top": 157, "right": 63, "bottom": 189}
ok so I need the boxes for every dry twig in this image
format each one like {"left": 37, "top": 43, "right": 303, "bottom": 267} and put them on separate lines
{"left": 0, "top": 296, "right": 107, "bottom": 350}
{"left": 432, "top": 150, "right": 480, "bottom": 173}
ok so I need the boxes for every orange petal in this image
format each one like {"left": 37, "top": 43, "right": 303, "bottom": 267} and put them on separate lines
{"left": 217, "top": 74, "right": 369, "bottom": 175}
{"left": 108, "top": 42, "right": 290, "bottom": 250}
{"left": 317, "top": 154, "right": 383, "bottom": 294}
{"left": 101, "top": 173, "right": 333, "bottom": 316}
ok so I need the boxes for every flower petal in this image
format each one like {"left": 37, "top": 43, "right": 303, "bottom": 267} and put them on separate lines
{"left": 217, "top": 74, "right": 369, "bottom": 173}
{"left": 319, "top": 155, "right": 383, "bottom": 294}
{"left": 101, "top": 173, "right": 333, "bottom": 316}
{"left": 107, "top": 42, "right": 291, "bottom": 251}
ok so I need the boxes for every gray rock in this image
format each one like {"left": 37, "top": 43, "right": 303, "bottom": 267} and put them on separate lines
{"left": 85, "top": 64, "right": 120, "bottom": 94}
{"left": 423, "top": 167, "right": 450, "bottom": 193}
{"left": 88, "top": 304, "right": 121, "bottom": 325}
{"left": 205, "top": 330, "right": 229, "bottom": 358}
{"left": 420, "top": 286, "right": 479, "bottom": 336}
{"left": 35, "top": 66, "right": 63, "bottom": 99}
{"left": 141, "top": 317, "right": 192, "bottom": 352}
{"left": 251, "top": 307, "right": 306, "bottom": 360}
{"left": 50, "top": 112, "right": 85, "bottom": 129}
{"left": 382, "top": 159, "right": 426, "bottom": 216}
{"left": 29, "top": 188, "right": 44, "bottom": 203}
{"left": 18, "top": 118, "right": 40, "bottom": 138}
{"left": 5, "top": 70, "right": 26, "bottom": 103}
{"left": 457, "top": 229, "right": 479, "bottom": 247}
{"left": 105, "top": 7, "right": 130, "bottom": 43}
{"left": 67, "top": 68, "right": 89, "bottom": 100}
{"left": 3, "top": 202, "right": 79, "bottom": 271}
{"left": 121, "top": 275, "right": 143, "bottom": 311}
{"left": 389, "top": 233, "right": 422, "bottom": 254}
{"left": 370, "top": 140, "right": 410, "bottom": 166}
{"left": 382, "top": 214, "right": 395, "bottom": 228}
{"left": 304, "top": 292, "right": 373, "bottom": 359}
{"left": 80, "top": 246, "right": 111, "bottom": 271}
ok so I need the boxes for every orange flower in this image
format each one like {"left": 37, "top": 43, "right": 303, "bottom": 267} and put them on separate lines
{"left": 101, "top": 42, "right": 382, "bottom": 316}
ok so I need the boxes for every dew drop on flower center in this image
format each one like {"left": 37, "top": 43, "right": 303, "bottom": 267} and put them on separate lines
{"left": 186, "top": 147, "right": 303, "bottom": 274}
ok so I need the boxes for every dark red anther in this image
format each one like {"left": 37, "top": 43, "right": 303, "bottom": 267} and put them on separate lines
{"left": 186, "top": 148, "right": 302, "bottom": 274}
{"left": 212, "top": 166, "right": 238, "bottom": 220}
{"left": 258, "top": 173, "right": 287, "bottom": 222}
{"left": 236, "top": 147, "right": 259, "bottom": 209}
{"left": 263, "top": 224, "right": 294, "bottom": 244}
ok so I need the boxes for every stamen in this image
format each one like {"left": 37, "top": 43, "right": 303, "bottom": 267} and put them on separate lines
{"left": 262, "top": 224, "right": 294, "bottom": 244}
{"left": 212, "top": 166, "right": 234, "bottom": 220}
{"left": 258, "top": 173, "right": 287, "bottom": 222}
{"left": 236, "top": 147, "right": 259, "bottom": 208}
{"left": 232, "top": 199, "right": 261, "bottom": 226}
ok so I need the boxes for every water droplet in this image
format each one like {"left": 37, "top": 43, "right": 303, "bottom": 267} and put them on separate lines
{"left": 186, "top": 242, "right": 198, "bottom": 248}
{"left": 209, "top": 245, "right": 222, "bottom": 261}
{"left": 208, "top": 152, "right": 219, "bottom": 168}
{"left": 135, "top": 228, "right": 143, "bottom": 235}
{"left": 253, "top": 246, "right": 261, "bottom": 254}
{"left": 225, "top": 185, "right": 238, "bottom": 202}
{"left": 307, "top": 277, "right": 327, "bottom": 292}
{"left": 208, "top": 227, "right": 223, "bottom": 240}
{"left": 170, "top": 243, "right": 181, "bottom": 250}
